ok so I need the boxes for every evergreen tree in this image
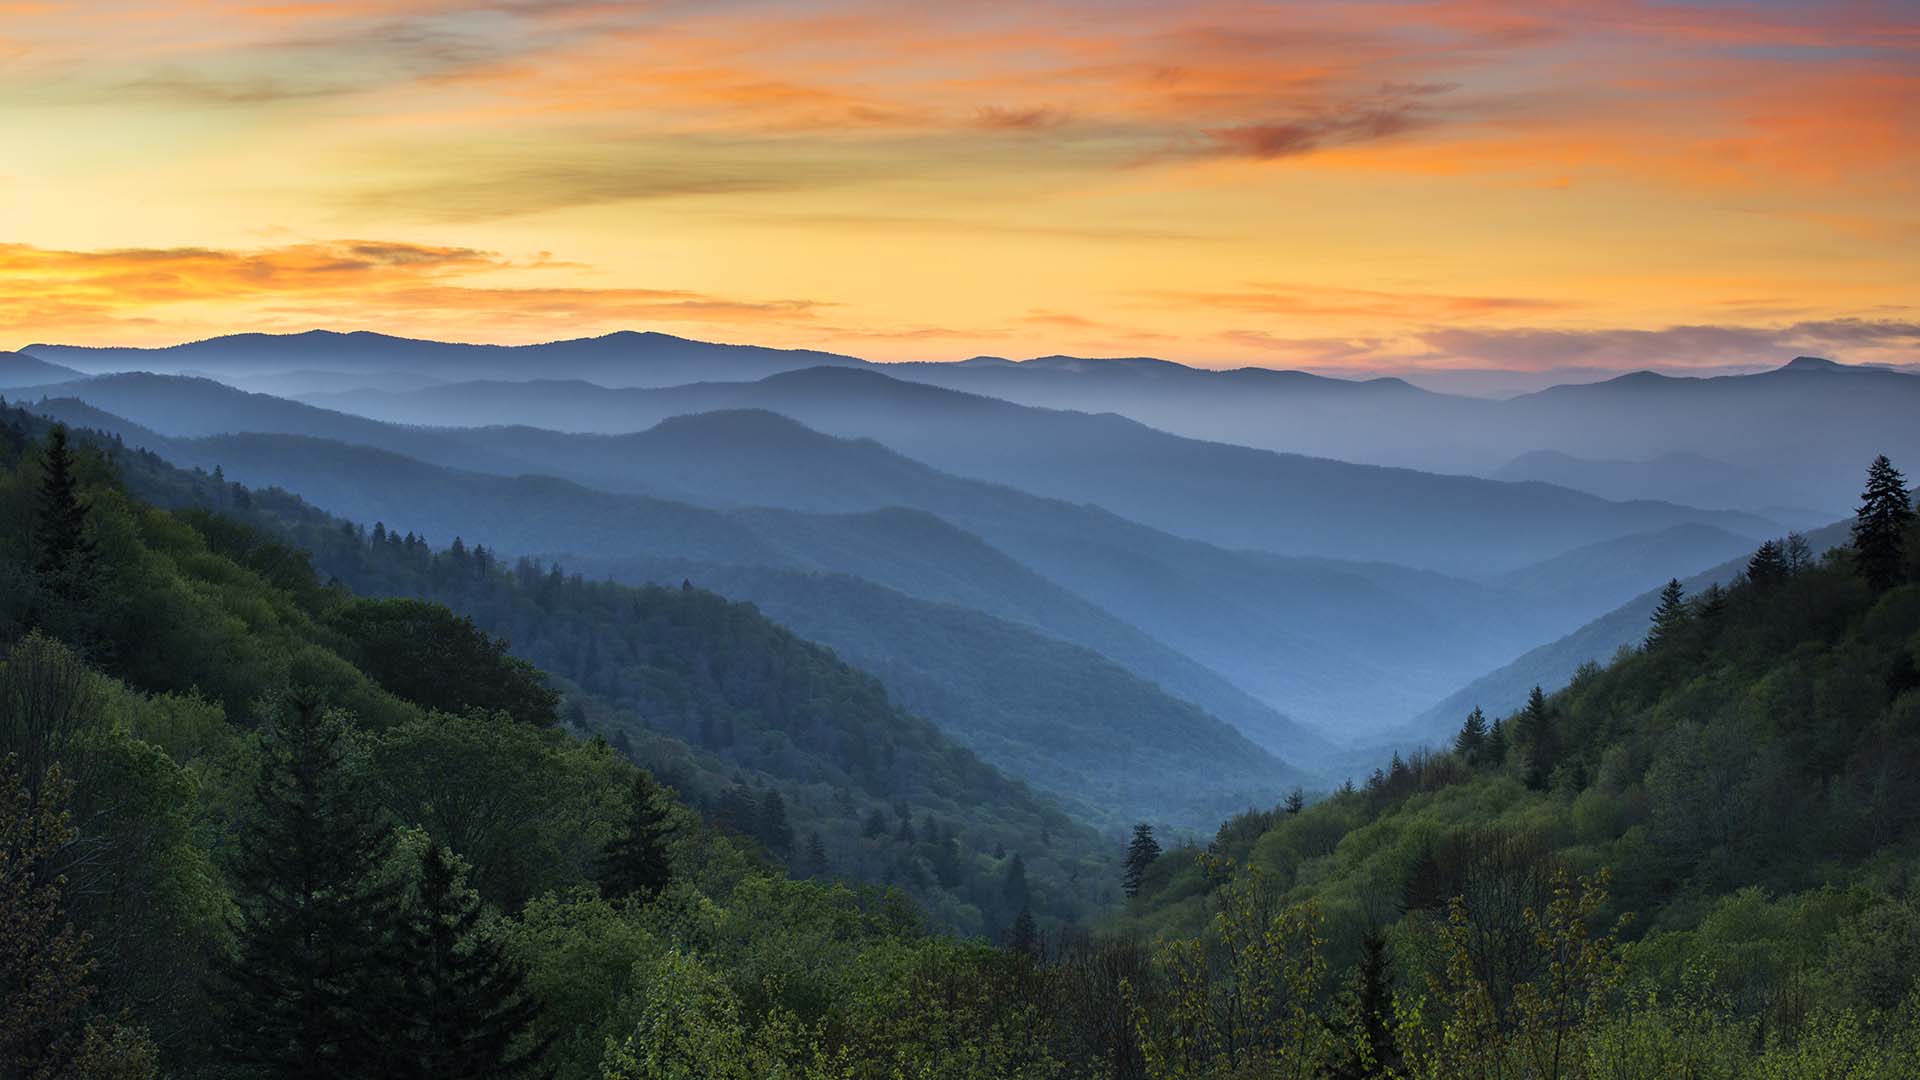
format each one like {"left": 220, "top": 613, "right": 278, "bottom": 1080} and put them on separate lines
{"left": 1697, "top": 582, "right": 1728, "bottom": 627}
{"left": 861, "top": 807, "right": 889, "bottom": 839}
{"left": 714, "top": 786, "right": 756, "bottom": 836}
{"left": 1852, "top": 454, "right": 1914, "bottom": 591}
{"left": 1006, "top": 907, "right": 1040, "bottom": 962}
{"left": 1517, "top": 686, "right": 1555, "bottom": 790}
{"left": 1646, "top": 578, "right": 1689, "bottom": 651}
{"left": 32, "top": 426, "right": 92, "bottom": 580}
{"left": 382, "top": 842, "right": 548, "bottom": 1080}
{"left": 597, "top": 771, "right": 676, "bottom": 903}
{"left": 1454, "top": 706, "right": 1488, "bottom": 763}
{"left": 756, "top": 789, "right": 794, "bottom": 857}
{"left": 1485, "top": 718, "right": 1508, "bottom": 767}
{"left": 220, "top": 699, "right": 399, "bottom": 1079}
{"left": 1747, "top": 539, "right": 1788, "bottom": 589}
{"left": 1332, "top": 932, "right": 1399, "bottom": 1079}
{"left": 1123, "top": 824, "right": 1162, "bottom": 899}
{"left": 805, "top": 832, "right": 829, "bottom": 877}
{"left": 1001, "top": 853, "right": 1031, "bottom": 916}
{"left": 1283, "top": 787, "right": 1307, "bottom": 815}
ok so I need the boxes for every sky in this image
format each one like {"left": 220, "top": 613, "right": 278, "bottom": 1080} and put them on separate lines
{"left": 0, "top": 0, "right": 1916, "bottom": 371}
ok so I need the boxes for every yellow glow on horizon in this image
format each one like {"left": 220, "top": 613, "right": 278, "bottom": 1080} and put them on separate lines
{"left": 0, "top": 1, "right": 1914, "bottom": 370}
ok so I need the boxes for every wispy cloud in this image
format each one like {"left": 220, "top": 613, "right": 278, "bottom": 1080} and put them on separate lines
{"left": 1419, "top": 319, "right": 1920, "bottom": 370}
{"left": 0, "top": 240, "right": 826, "bottom": 344}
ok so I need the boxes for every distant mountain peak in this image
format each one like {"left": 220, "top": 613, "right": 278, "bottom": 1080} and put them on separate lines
{"left": 1780, "top": 355, "right": 1841, "bottom": 372}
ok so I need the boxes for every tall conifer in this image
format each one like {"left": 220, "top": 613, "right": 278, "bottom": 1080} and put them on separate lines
{"left": 220, "top": 700, "right": 398, "bottom": 1079}
{"left": 1853, "top": 455, "right": 1914, "bottom": 591}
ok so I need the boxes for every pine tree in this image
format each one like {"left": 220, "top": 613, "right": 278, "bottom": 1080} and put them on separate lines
{"left": 757, "top": 789, "right": 794, "bottom": 857}
{"left": 381, "top": 842, "right": 548, "bottom": 1080}
{"left": 32, "top": 426, "right": 92, "bottom": 577}
{"left": 805, "top": 832, "right": 829, "bottom": 877}
{"left": 1517, "top": 686, "right": 1555, "bottom": 790}
{"left": 220, "top": 699, "right": 399, "bottom": 1079}
{"left": 1283, "top": 787, "right": 1307, "bottom": 815}
{"left": 1853, "top": 454, "right": 1914, "bottom": 591}
{"left": 1485, "top": 718, "right": 1508, "bottom": 767}
{"left": 1332, "top": 932, "right": 1399, "bottom": 1079}
{"left": 1697, "top": 582, "right": 1728, "bottom": 627}
{"left": 1006, "top": 907, "right": 1040, "bottom": 962}
{"left": 28, "top": 426, "right": 102, "bottom": 648}
{"left": 1454, "top": 706, "right": 1488, "bottom": 762}
{"left": 1646, "top": 578, "right": 1689, "bottom": 651}
{"left": 1123, "top": 823, "right": 1162, "bottom": 899}
{"left": 1747, "top": 539, "right": 1788, "bottom": 588}
{"left": 597, "top": 771, "right": 676, "bottom": 903}
{"left": 1001, "top": 853, "right": 1031, "bottom": 915}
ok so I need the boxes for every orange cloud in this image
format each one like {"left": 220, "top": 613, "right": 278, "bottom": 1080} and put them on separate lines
{"left": 0, "top": 240, "right": 826, "bottom": 344}
{"left": 1155, "top": 282, "right": 1581, "bottom": 322}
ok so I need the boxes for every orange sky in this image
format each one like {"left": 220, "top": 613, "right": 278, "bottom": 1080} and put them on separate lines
{"left": 1, "top": 0, "right": 1915, "bottom": 370}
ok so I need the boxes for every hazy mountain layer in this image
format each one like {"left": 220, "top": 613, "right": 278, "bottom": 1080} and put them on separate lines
{"left": 27, "top": 400, "right": 1305, "bottom": 821}
{"left": 283, "top": 367, "right": 1773, "bottom": 576}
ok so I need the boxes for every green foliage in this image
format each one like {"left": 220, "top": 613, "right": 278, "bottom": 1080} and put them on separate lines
{"left": 219, "top": 698, "right": 401, "bottom": 1078}
{"left": 1124, "top": 824, "right": 1162, "bottom": 899}
{"left": 381, "top": 841, "right": 548, "bottom": 1079}
{"left": 0, "top": 757, "right": 93, "bottom": 1080}
{"left": 328, "top": 598, "right": 560, "bottom": 726}
{"left": 13, "top": 412, "right": 1920, "bottom": 1080}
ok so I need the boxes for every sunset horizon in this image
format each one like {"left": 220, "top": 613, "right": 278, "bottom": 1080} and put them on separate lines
{"left": 5, "top": 1, "right": 1915, "bottom": 370}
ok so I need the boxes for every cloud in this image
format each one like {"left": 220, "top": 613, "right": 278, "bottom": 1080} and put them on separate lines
{"left": 1200, "top": 83, "right": 1450, "bottom": 159}
{"left": 1419, "top": 319, "right": 1920, "bottom": 370}
{"left": 1156, "top": 281, "right": 1578, "bottom": 322}
{"left": 973, "top": 106, "right": 1070, "bottom": 131}
{"left": 0, "top": 239, "right": 826, "bottom": 343}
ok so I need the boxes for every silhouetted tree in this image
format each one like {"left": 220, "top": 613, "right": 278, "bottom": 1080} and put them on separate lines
{"left": 1646, "top": 578, "right": 1689, "bottom": 650}
{"left": 1284, "top": 787, "right": 1307, "bottom": 815}
{"left": 1517, "top": 686, "right": 1555, "bottom": 790}
{"left": 32, "top": 426, "right": 93, "bottom": 580}
{"left": 1455, "top": 706, "right": 1488, "bottom": 762}
{"left": 1123, "top": 824, "right": 1162, "bottom": 898}
{"left": 598, "top": 771, "right": 675, "bottom": 903}
{"left": 1853, "top": 455, "right": 1914, "bottom": 591}
{"left": 1747, "top": 539, "right": 1788, "bottom": 589}
{"left": 1785, "top": 531, "right": 1814, "bottom": 573}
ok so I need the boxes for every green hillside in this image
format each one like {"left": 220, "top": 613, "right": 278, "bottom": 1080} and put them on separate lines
{"left": 0, "top": 404, "right": 1109, "bottom": 939}
{"left": 9, "top": 397, "right": 1920, "bottom": 1079}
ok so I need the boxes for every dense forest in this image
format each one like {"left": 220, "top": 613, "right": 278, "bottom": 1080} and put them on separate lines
{"left": 5, "top": 399, "right": 1920, "bottom": 1078}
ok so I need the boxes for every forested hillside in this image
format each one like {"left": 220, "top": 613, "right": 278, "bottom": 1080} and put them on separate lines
{"left": 9, "top": 385, "right": 1920, "bottom": 1078}
{"left": 21, "top": 398, "right": 1295, "bottom": 825}
{"left": 0, "top": 404, "right": 1111, "bottom": 946}
{"left": 1106, "top": 456, "right": 1920, "bottom": 1075}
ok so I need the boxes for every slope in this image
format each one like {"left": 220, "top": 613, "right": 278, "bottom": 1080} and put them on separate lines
{"left": 22, "top": 401, "right": 1303, "bottom": 823}
{"left": 0, "top": 401, "right": 1109, "bottom": 932}
{"left": 294, "top": 366, "right": 1773, "bottom": 577}
{"left": 1411, "top": 519, "right": 1852, "bottom": 737}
